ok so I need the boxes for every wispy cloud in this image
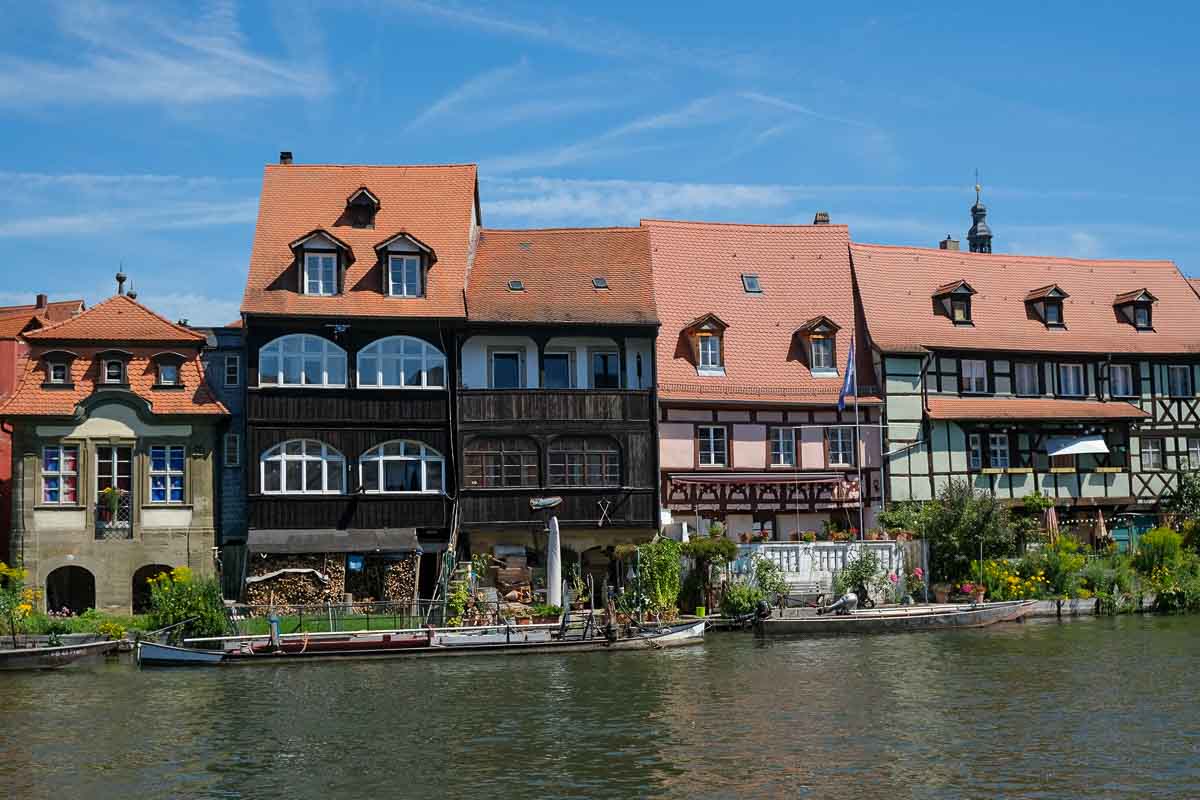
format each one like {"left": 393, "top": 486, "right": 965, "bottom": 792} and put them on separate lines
{"left": 0, "top": 199, "right": 258, "bottom": 238}
{"left": 739, "top": 91, "right": 873, "bottom": 129}
{"left": 0, "top": 0, "right": 330, "bottom": 108}
{"left": 408, "top": 58, "right": 529, "bottom": 130}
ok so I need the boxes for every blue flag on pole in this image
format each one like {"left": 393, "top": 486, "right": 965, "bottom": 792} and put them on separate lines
{"left": 838, "top": 335, "right": 855, "bottom": 411}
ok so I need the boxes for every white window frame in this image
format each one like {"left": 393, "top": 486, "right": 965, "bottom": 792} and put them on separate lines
{"left": 989, "top": 433, "right": 1010, "bottom": 469}
{"left": 387, "top": 255, "right": 423, "bottom": 298}
{"left": 224, "top": 355, "right": 240, "bottom": 387}
{"left": 698, "top": 425, "right": 727, "bottom": 467}
{"left": 260, "top": 439, "right": 345, "bottom": 495}
{"left": 359, "top": 440, "right": 445, "bottom": 494}
{"left": 104, "top": 359, "right": 125, "bottom": 384}
{"left": 304, "top": 252, "right": 337, "bottom": 296}
{"left": 1188, "top": 437, "right": 1200, "bottom": 471}
{"left": 698, "top": 334, "right": 721, "bottom": 370}
{"left": 811, "top": 337, "right": 835, "bottom": 371}
{"left": 769, "top": 426, "right": 795, "bottom": 467}
{"left": 961, "top": 359, "right": 988, "bottom": 394}
{"left": 48, "top": 362, "right": 68, "bottom": 384}
{"left": 1141, "top": 438, "right": 1163, "bottom": 471}
{"left": 1167, "top": 365, "right": 1193, "bottom": 399}
{"left": 1110, "top": 364, "right": 1135, "bottom": 398}
{"left": 224, "top": 433, "right": 241, "bottom": 468}
{"left": 258, "top": 334, "right": 347, "bottom": 388}
{"left": 41, "top": 444, "right": 78, "bottom": 505}
{"left": 149, "top": 444, "right": 186, "bottom": 504}
{"left": 968, "top": 433, "right": 982, "bottom": 470}
{"left": 158, "top": 363, "right": 180, "bottom": 386}
{"left": 1014, "top": 362, "right": 1039, "bottom": 397}
{"left": 1057, "top": 363, "right": 1086, "bottom": 397}
{"left": 356, "top": 336, "right": 446, "bottom": 389}
{"left": 828, "top": 426, "right": 855, "bottom": 467}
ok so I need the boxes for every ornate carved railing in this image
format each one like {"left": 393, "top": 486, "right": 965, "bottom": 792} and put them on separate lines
{"left": 95, "top": 490, "right": 133, "bottom": 540}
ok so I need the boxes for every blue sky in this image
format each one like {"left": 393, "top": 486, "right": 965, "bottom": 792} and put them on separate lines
{"left": 2, "top": 1, "right": 1197, "bottom": 325}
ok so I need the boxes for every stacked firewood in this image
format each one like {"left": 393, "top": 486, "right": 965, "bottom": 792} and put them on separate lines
{"left": 244, "top": 554, "right": 346, "bottom": 606}
{"left": 382, "top": 557, "right": 417, "bottom": 604}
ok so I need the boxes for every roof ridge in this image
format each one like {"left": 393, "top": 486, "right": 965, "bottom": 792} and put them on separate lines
{"left": 851, "top": 240, "right": 1177, "bottom": 267}
{"left": 641, "top": 218, "right": 849, "bottom": 230}
{"left": 25, "top": 294, "right": 204, "bottom": 342}
{"left": 266, "top": 162, "right": 478, "bottom": 170}
{"left": 481, "top": 226, "right": 644, "bottom": 234}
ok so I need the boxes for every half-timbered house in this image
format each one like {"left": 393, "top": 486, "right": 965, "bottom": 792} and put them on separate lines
{"left": 644, "top": 217, "right": 884, "bottom": 541}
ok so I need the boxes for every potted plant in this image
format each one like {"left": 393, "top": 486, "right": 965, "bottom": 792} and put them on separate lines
{"left": 739, "top": 532, "right": 750, "bottom": 543}
{"left": 961, "top": 583, "right": 986, "bottom": 604}
{"left": 802, "top": 531, "right": 817, "bottom": 543}
{"left": 932, "top": 582, "right": 951, "bottom": 604}
{"left": 530, "top": 604, "right": 562, "bottom": 624}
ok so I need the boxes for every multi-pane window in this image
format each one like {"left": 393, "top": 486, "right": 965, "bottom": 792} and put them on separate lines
{"left": 104, "top": 360, "right": 125, "bottom": 383}
{"left": 158, "top": 363, "right": 179, "bottom": 385}
{"left": 591, "top": 351, "right": 620, "bottom": 388}
{"left": 261, "top": 439, "right": 345, "bottom": 494}
{"left": 769, "top": 427, "right": 795, "bottom": 466}
{"left": 1134, "top": 306, "right": 1151, "bottom": 329}
{"left": 357, "top": 336, "right": 446, "bottom": 388}
{"left": 360, "top": 440, "right": 444, "bottom": 494}
{"left": 224, "top": 433, "right": 241, "bottom": 468}
{"left": 1058, "top": 363, "right": 1086, "bottom": 397}
{"left": 1014, "top": 363, "right": 1039, "bottom": 397}
{"left": 41, "top": 445, "right": 78, "bottom": 505}
{"left": 951, "top": 297, "right": 971, "bottom": 322}
{"left": 542, "top": 352, "right": 573, "bottom": 388}
{"left": 698, "top": 334, "right": 721, "bottom": 370}
{"left": 304, "top": 252, "right": 336, "bottom": 295}
{"left": 1110, "top": 364, "right": 1135, "bottom": 398}
{"left": 811, "top": 337, "right": 834, "bottom": 371}
{"left": 464, "top": 439, "right": 539, "bottom": 488}
{"left": 48, "top": 362, "right": 68, "bottom": 384}
{"left": 827, "top": 427, "right": 855, "bottom": 466}
{"left": 1188, "top": 438, "right": 1200, "bottom": 471}
{"left": 1141, "top": 438, "right": 1164, "bottom": 471}
{"left": 968, "top": 434, "right": 982, "bottom": 470}
{"left": 698, "top": 425, "right": 727, "bottom": 466}
{"left": 549, "top": 438, "right": 619, "bottom": 486}
{"left": 258, "top": 334, "right": 347, "bottom": 387}
{"left": 490, "top": 351, "right": 523, "bottom": 389}
{"left": 960, "top": 359, "right": 987, "bottom": 394}
{"left": 224, "top": 355, "right": 240, "bottom": 387}
{"left": 989, "top": 433, "right": 1010, "bottom": 468}
{"left": 1168, "top": 365, "right": 1193, "bottom": 398}
{"left": 1045, "top": 302, "right": 1062, "bottom": 325}
{"left": 149, "top": 445, "right": 185, "bottom": 504}
{"left": 388, "top": 255, "right": 422, "bottom": 297}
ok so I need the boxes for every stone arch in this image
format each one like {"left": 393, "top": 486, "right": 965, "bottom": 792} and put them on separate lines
{"left": 45, "top": 565, "right": 95, "bottom": 616}
{"left": 132, "top": 564, "right": 173, "bottom": 614}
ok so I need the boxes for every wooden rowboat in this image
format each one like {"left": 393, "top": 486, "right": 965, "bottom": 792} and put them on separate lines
{"left": 755, "top": 600, "right": 1037, "bottom": 637}
{"left": 0, "top": 639, "right": 119, "bottom": 670}
{"left": 136, "top": 640, "right": 226, "bottom": 667}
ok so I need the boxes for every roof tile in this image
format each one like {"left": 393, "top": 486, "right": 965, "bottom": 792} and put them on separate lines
{"left": 927, "top": 396, "right": 1149, "bottom": 421}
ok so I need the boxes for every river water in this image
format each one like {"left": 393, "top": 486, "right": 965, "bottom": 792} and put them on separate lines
{"left": 2, "top": 615, "right": 1198, "bottom": 799}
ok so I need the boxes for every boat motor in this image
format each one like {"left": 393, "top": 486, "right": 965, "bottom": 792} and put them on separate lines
{"left": 817, "top": 592, "right": 858, "bottom": 616}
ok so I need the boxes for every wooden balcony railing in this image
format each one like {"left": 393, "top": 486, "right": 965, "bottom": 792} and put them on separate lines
{"left": 457, "top": 389, "right": 652, "bottom": 424}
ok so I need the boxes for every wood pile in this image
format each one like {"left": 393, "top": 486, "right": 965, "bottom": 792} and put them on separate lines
{"left": 244, "top": 554, "right": 345, "bottom": 606}
{"left": 382, "top": 557, "right": 417, "bottom": 604}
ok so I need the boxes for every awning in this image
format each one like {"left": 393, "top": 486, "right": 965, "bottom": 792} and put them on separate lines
{"left": 1045, "top": 435, "right": 1109, "bottom": 457}
{"left": 246, "top": 528, "right": 421, "bottom": 555}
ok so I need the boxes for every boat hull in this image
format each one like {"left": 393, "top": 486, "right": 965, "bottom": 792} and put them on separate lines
{"left": 0, "top": 640, "right": 118, "bottom": 670}
{"left": 755, "top": 601, "right": 1036, "bottom": 636}
{"left": 137, "top": 640, "right": 226, "bottom": 667}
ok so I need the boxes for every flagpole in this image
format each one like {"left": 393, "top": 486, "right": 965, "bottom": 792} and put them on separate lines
{"left": 853, "top": 334, "right": 864, "bottom": 541}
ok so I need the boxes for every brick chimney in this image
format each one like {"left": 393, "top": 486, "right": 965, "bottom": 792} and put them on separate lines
{"left": 279, "top": 151, "right": 293, "bottom": 165}
{"left": 35, "top": 293, "right": 47, "bottom": 309}
{"left": 812, "top": 211, "right": 831, "bottom": 225}
{"left": 939, "top": 235, "right": 960, "bottom": 251}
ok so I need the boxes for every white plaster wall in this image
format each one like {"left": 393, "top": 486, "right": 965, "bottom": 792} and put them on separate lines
{"left": 38, "top": 403, "right": 192, "bottom": 439}
{"left": 460, "top": 335, "right": 537, "bottom": 388}
{"left": 659, "top": 423, "right": 695, "bottom": 469}
{"left": 142, "top": 508, "right": 194, "bottom": 528}
{"left": 461, "top": 335, "right": 653, "bottom": 389}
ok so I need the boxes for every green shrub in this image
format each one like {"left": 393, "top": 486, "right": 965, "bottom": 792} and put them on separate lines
{"left": 1021, "top": 538, "right": 1086, "bottom": 598}
{"left": 1134, "top": 528, "right": 1182, "bottom": 575}
{"left": 921, "top": 480, "right": 1017, "bottom": 583}
{"left": 753, "top": 556, "right": 789, "bottom": 601}
{"left": 719, "top": 581, "right": 763, "bottom": 617}
{"left": 147, "top": 566, "right": 227, "bottom": 638}
{"left": 638, "top": 537, "right": 682, "bottom": 616}
{"left": 833, "top": 548, "right": 883, "bottom": 598}
{"left": 876, "top": 502, "right": 924, "bottom": 534}
{"left": 1146, "top": 551, "right": 1200, "bottom": 612}
{"left": 682, "top": 532, "right": 738, "bottom": 610}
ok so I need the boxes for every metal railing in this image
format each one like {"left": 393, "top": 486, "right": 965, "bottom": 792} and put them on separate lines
{"left": 95, "top": 490, "right": 133, "bottom": 540}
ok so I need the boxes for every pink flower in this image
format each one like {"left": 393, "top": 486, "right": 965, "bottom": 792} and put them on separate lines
{"left": 913, "top": 567, "right": 924, "bottom": 579}
{"left": 888, "top": 572, "right": 899, "bottom": 583}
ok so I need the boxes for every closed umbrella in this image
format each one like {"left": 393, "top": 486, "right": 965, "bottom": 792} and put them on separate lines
{"left": 1043, "top": 505, "right": 1060, "bottom": 545}
{"left": 1096, "top": 509, "right": 1109, "bottom": 547}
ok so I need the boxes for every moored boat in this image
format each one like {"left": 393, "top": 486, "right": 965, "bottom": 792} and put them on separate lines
{"left": 754, "top": 600, "right": 1036, "bottom": 636}
{"left": 0, "top": 639, "right": 119, "bottom": 670}
{"left": 136, "top": 640, "right": 226, "bottom": 667}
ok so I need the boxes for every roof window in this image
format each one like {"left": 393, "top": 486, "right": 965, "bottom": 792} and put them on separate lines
{"left": 507, "top": 279, "right": 525, "bottom": 292}
{"left": 592, "top": 277, "right": 609, "bottom": 290}
{"left": 741, "top": 274, "right": 762, "bottom": 293}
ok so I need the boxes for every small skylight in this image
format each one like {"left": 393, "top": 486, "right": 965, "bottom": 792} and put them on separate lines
{"left": 592, "top": 277, "right": 609, "bottom": 290}
{"left": 741, "top": 274, "right": 762, "bottom": 293}
{"left": 507, "top": 279, "right": 525, "bottom": 291}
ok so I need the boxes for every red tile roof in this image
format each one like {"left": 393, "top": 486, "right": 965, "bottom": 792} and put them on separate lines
{"left": 467, "top": 228, "right": 657, "bottom": 325}
{"left": 0, "top": 314, "right": 42, "bottom": 339}
{"left": 24, "top": 294, "right": 205, "bottom": 344}
{"left": 241, "top": 163, "right": 479, "bottom": 319}
{"left": 926, "top": 396, "right": 1149, "bottom": 421}
{"left": 644, "top": 219, "right": 879, "bottom": 406}
{"left": 0, "top": 299, "right": 84, "bottom": 324}
{"left": 852, "top": 243, "right": 1200, "bottom": 354}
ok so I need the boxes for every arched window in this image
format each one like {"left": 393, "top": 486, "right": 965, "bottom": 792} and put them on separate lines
{"left": 464, "top": 437, "right": 539, "bottom": 488}
{"left": 261, "top": 439, "right": 345, "bottom": 494}
{"left": 359, "top": 440, "right": 444, "bottom": 494}
{"left": 549, "top": 437, "right": 620, "bottom": 487}
{"left": 258, "top": 334, "right": 347, "bottom": 387}
{"left": 357, "top": 336, "right": 446, "bottom": 388}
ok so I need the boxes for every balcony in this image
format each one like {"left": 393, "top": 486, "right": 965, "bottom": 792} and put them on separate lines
{"left": 95, "top": 490, "right": 133, "bottom": 540}
{"left": 247, "top": 388, "right": 449, "bottom": 426}
{"left": 458, "top": 487, "right": 657, "bottom": 529}
{"left": 248, "top": 494, "right": 452, "bottom": 531}
{"left": 457, "top": 389, "right": 652, "bottom": 424}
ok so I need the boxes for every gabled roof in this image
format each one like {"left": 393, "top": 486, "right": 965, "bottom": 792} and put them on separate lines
{"left": 796, "top": 315, "right": 841, "bottom": 334}
{"left": 686, "top": 312, "right": 728, "bottom": 332}
{"left": 1025, "top": 284, "right": 1069, "bottom": 301}
{"left": 374, "top": 231, "right": 437, "bottom": 261}
{"left": 1112, "top": 288, "right": 1157, "bottom": 305}
{"left": 347, "top": 186, "right": 380, "bottom": 207}
{"left": 24, "top": 294, "right": 205, "bottom": 345}
{"left": 466, "top": 227, "right": 656, "bottom": 325}
{"left": 852, "top": 242, "right": 1200, "bottom": 355}
{"left": 0, "top": 313, "right": 43, "bottom": 339}
{"left": 289, "top": 228, "right": 354, "bottom": 255}
{"left": 0, "top": 298, "right": 84, "bottom": 324}
{"left": 933, "top": 279, "right": 976, "bottom": 296}
{"left": 644, "top": 219, "right": 878, "bottom": 405}
{"left": 242, "top": 163, "right": 479, "bottom": 319}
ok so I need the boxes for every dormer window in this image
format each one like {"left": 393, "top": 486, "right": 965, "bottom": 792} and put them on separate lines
{"left": 305, "top": 252, "right": 337, "bottom": 296}
{"left": 104, "top": 360, "right": 125, "bottom": 384}
{"left": 158, "top": 364, "right": 179, "bottom": 385}
{"left": 933, "top": 279, "right": 976, "bottom": 325}
{"left": 795, "top": 316, "right": 841, "bottom": 377}
{"left": 388, "top": 255, "right": 422, "bottom": 297}
{"left": 290, "top": 229, "right": 353, "bottom": 296}
{"left": 49, "top": 363, "right": 68, "bottom": 384}
{"left": 683, "top": 313, "right": 728, "bottom": 376}
{"left": 1113, "top": 289, "right": 1156, "bottom": 330}
{"left": 374, "top": 232, "right": 435, "bottom": 299}
{"left": 41, "top": 350, "right": 77, "bottom": 388}
{"left": 151, "top": 352, "right": 187, "bottom": 389}
{"left": 346, "top": 187, "right": 380, "bottom": 229}
{"left": 1025, "top": 284, "right": 1068, "bottom": 328}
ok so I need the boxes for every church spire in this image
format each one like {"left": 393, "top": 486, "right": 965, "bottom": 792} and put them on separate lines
{"left": 967, "top": 172, "right": 992, "bottom": 253}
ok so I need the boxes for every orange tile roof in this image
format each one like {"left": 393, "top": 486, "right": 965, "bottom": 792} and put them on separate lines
{"left": 0, "top": 345, "right": 226, "bottom": 417}
{"left": 467, "top": 228, "right": 657, "bottom": 325}
{"left": 241, "top": 163, "right": 479, "bottom": 319}
{"left": 24, "top": 294, "right": 205, "bottom": 344}
{"left": 0, "top": 299, "right": 84, "bottom": 324}
{"left": 0, "top": 314, "right": 42, "bottom": 339}
{"left": 852, "top": 243, "right": 1200, "bottom": 354}
{"left": 926, "top": 396, "right": 1149, "bottom": 421}
{"left": 644, "top": 219, "right": 879, "bottom": 406}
